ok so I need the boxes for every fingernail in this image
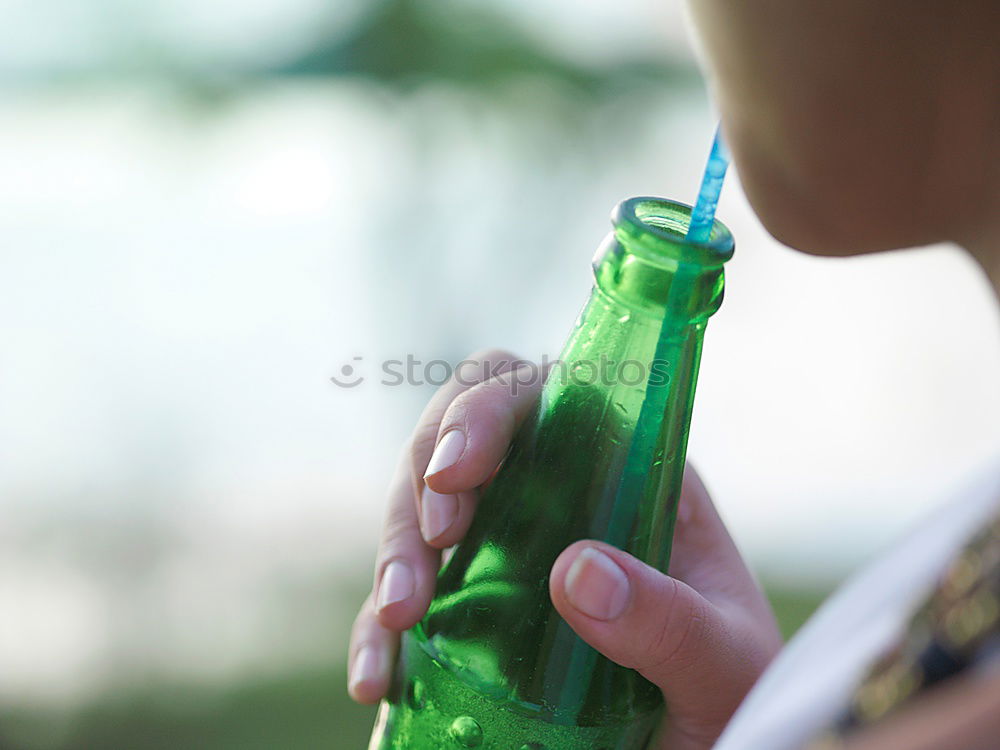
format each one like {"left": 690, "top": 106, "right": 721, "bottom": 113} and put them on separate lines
{"left": 421, "top": 486, "right": 458, "bottom": 542}
{"left": 377, "top": 560, "right": 415, "bottom": 611}
{"left": 349, "top": 645, "right": 382, "bottom": 693}
{"left": 424, "top": 430, "right": 465, "bottom": 478}
{"left": 564, "top": 547, "right": 630, "bottom": 621}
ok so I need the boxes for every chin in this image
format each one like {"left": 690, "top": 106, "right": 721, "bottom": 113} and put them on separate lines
{"left": 738, "top": 158, "right": 931, "bottom": 258}
{"left": 738, "top": 172, "right": 861, "bottom": 256}
{"left": 727, "top": 120, "right": 937, "bottom": 257}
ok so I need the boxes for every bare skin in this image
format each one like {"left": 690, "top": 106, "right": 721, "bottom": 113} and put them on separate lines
{"left": 350, "top": 2, "right": 1000, "bottom": 747}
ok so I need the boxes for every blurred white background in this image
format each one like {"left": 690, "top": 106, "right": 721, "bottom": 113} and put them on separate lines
{"left": 0, "top": 0, "right": 997, "bottom": 744}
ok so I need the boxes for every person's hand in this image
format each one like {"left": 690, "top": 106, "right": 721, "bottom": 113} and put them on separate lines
{"left": 348, "top": 350, "right": 783, "bottom": 750}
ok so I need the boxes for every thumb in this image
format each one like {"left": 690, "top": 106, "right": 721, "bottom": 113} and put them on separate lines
{"left": 549, "top": 541, "right": 771, "bottom": 748}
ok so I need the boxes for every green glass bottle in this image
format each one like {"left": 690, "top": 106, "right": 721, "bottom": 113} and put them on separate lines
{"left": 369, "top": 197, "right": 734, "bottom": 750}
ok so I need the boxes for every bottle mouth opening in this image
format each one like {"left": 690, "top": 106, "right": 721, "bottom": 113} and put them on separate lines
{"left": 613, "top": 196, "right": 734, "bottom": 268}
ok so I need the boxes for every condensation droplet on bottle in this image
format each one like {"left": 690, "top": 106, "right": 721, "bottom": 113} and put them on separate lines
{"left": 618, "top": 314, "right": 630, "bottom": 324}
{"left": 449, "top": 716, "right": 483, "bottom": 747}
{"left": 406, "top": 677, "right": 425, "bottom": 709}
{"left": 519, "top": 743, "right": 546, "bottom": 750}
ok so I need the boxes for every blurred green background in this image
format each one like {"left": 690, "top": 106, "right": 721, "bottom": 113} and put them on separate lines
{"left": 1, "top": 0, "right": 998, "bottom": 747}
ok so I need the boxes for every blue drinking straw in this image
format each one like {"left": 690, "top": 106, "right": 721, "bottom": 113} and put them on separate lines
{"left": 609, "top": 125, "right": 732, "bottom": 545}
{"left": 686, "top": 125, "right": 730, "bottom": 244}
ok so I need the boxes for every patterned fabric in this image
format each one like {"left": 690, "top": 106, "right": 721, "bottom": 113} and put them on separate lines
{"left": 807, "top": 514, "right": 1000, "bottom": 749}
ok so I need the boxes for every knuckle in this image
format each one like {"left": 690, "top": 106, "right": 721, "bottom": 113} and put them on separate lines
{"left": 350, "top": 592, "right": 377, "bottom": 640}
{"left": 451, "top": 384, "right": 515, "bottom": 439}
{"left": 457, "top": 349, "right": 520, "bottom": 384}
{"left": 639, "top": 584, "right": 709, "bottom": 677}
{"left": 467, "top": 347, "right": 519, "bottom": 369}
{"left": 380, "top": 501, "right": 417, "bottom": 557}
{"left": 409, "top": 421, "right": 440, "bottom": 473}
{"left": 490, "top": 362, "right": 545, "bottom": 403}
{"left": 447, "top": 385, "right": 495, "bottom": 425}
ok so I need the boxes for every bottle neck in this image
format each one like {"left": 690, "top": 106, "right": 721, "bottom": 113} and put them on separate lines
{"left": 592, "top": 197, "right": 733, "bottom": 324}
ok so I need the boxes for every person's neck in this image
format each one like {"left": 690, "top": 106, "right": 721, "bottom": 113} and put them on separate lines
{"left": 958, "top": 190, "right": 1000, "bottom": 302}
{"left": 975, "top": 253, "right": 1000, "bottom": 303}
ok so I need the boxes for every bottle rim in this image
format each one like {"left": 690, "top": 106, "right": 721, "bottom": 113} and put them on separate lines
{"left": 612, "top": 196, "right": 734, "bottom": 268}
